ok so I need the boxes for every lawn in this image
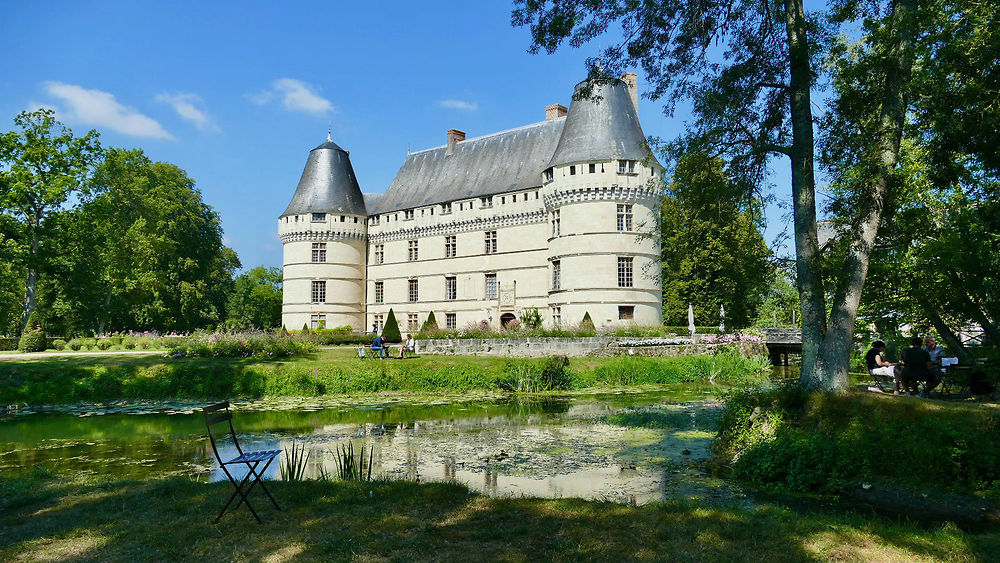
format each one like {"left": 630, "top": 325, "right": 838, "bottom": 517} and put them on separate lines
{"left": 2, "top": 472, "right": 998, "bottom": 561}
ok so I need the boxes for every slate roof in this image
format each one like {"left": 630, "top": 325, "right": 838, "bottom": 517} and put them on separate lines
{"left": 281, "top": 138, "right": 368, "bottom": 217}
{"left": 547, "top": 79, "right": 658, "bottom": 169}
{"left": 370, "top": 118, "right": 566, "bottom": 214}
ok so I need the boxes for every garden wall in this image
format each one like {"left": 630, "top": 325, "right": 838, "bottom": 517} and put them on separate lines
{"left": 417, "top": 336, "right": 765, "bottom": 358}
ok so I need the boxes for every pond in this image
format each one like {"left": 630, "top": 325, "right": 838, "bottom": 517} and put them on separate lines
{"left": 1, "top": 384, "right": 757, "bottom": 506}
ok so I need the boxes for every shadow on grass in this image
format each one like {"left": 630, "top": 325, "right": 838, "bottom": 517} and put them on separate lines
{"left": 3, "top": 473, "right": 998, "bottom": 561}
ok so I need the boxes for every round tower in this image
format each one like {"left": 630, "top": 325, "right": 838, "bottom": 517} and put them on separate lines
{"left": 542, "top": 77, "right": 663, "bottom": 328}
{"left": 278, "top": 135, "right": 367, "bottom": 331}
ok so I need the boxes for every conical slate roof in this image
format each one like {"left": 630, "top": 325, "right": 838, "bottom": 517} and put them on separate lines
{"left": 281, "top": 136, "right": 367, "bottom": 217}
{"left": 547, "top": 78, "right": 659, "bottom": 169}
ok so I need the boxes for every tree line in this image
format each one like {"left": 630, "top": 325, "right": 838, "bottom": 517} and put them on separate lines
{"left": 0, "top": 109, "right": 281, "bottom": 337}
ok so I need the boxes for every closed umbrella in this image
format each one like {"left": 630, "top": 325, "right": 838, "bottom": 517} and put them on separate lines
{"left": 688, "top": 304, "right": 695, "bottom": 337}
{"left": 719, "top": 304, "right": 725, "bottom": 333}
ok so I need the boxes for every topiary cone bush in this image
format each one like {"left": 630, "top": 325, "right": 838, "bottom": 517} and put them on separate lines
{"left": 18, "top": 314, "right": 48, "bottom": 352}
{"left": 420, "top": 311, "right": 439, "bottom": 333}
{"left": 382, "top": 309, "right": 402, "bottom": 343}
{"left": 581, "top": 312, "right": 595, "bottom": 330}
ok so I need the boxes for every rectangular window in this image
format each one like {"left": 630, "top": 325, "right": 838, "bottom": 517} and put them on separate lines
{"left": 374, "top": 244, "right": 384, "bottom": 264}
{"left": 310, "top": 313, "right": 326, "bottom": 329}
{"left": 408, "top": 279, "right": 419, "bottom": 303}
{"left": 446, "top": 313, "right": 457, "bottom": 330}
{"left": 589, "top": 163, "right": 596, "bottom": 173}
{"left": 311, "top": 242, "right": 326, "bottom": 262}
{"left": 551, "top": 306, "right": 561, "bottom": 326}
{"left": 340, "top": 215, "right": 345, "bottom": 222}
{"left": 312, "top": 213, "right": 326, "bottom": 222}
{"left": 442, "top": 202, "right": 452, "bottom": 214}
{"left": 404, "top": 209, "right": 414, "bottom": 220}
{"left": 445, "top": 235, "right": 456, "bottom": 257}
{"left": 569, "top": 165, "right": 576, "bottom": 175}
{"left": 544, "top": 168, "right": 553, "bottom": 182}
{"left": 551, "top": 210, "right": 560, "bottom": 237}
{"left": 618, "top": 257, "right": 634, "bottom": 288}
{"left": 485, "top": 273, "right": 497, "bottom": 300}
{"left": 484, "top": 230, "right": 497, "bottom": 254}
{"left": 512, "top": 194, "right": 517, "bottom": 202}
{"left": 629, "top": 160, "right": 636, "bottom": 173}
{"left": 480, "top": 196, "right": 493, "bottom": 208}
{"left": 408, "top": 240, "right": 418, "bottom": 261}
{"left": 619, "top": 306, "right": 635, "bottom": 320}
{"left": 408, "top": 313, "right": 419, "bottom": 331}
{"left": 501, "top": 196, "right": 505, "bottom": 204}
{"left": 311, "top": 280, "right": 326, "bottom": 303}
{"left": 619, "top": 160, "right": 627, "bottom": 173}
{"left": 552, "top": 260, "right": 561, "bottom": 291}
{"left": 617, "top": 204, "right": 633, "bottom": 232}
{"left": 373, "top": 313, "right": 384, "bottom": 333}
{"left": 445, "top": 276, "right": 456, "bottom": 300}
{"left": 374, "top": 281, "right": 383, "bottom": 304}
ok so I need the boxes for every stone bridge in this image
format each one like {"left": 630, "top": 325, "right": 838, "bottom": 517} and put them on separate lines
{"left": 763, "top": 328, "right": 802, "bottom": 366}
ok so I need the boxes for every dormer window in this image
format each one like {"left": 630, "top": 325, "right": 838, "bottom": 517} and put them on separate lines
{"left": 312, "top": 213, "right": 326, "bottom": 222}
{"left": 441, "top": 202, "right": 452, "bottom": 214}
{"left": 619, "top": 160, "right": 638, "bottom": 174}
{"left": 543, "top": 168, "right": 554, "bottom": 182}
{"left": 569, "top": 165, "right": 576, "bottom": 175}
{"left": 480, "top": 196, "right": 493, "bottom": 208}
{"left": 404, "top": 209, "right": 414, "bottom": 220}
{"left": 618, "top": 160, "right": 627, "bottom": 173}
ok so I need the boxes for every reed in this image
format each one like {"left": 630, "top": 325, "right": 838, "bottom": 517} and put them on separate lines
{"left": 334, "top": 441, "right": 374, "bottom": 481}
{"left": 279, "top": 441, "right": 309, "bottom": 481}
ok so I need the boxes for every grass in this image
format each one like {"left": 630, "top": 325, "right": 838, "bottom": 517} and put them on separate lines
{"left": 0, "top": 347, "right": 772, "bottom": 405}
{"left": 2, "top": 472, "right": 998, "bottom": 561}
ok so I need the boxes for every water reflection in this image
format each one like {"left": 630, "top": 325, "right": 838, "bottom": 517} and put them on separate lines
{"left": 2, "top": 388, "right": 747, "bottom": 505}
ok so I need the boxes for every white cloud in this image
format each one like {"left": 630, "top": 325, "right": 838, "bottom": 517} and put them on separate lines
{"left": 438, "top": 99, "right": 479, "bottom": 111}
{"left": 249, "top": 78, "right": 333, "bottom": 114}
{"left": 155, "top": 92, "right": 220, "bottom": 132}
{"left": 43, "top": 82, "right": 173, "bottom": 139}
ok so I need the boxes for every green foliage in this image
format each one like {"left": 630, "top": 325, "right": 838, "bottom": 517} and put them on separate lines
{"left": 382, "top": 309, "right": 401, "bottom": 343}
{"left": 420, "top": 312, "right": 439, "bottom": 333}
{"left": 167, "top": 331, "right": 315, "bottom": 359}
{"left": 304, "top": 331, "right": 371, "bottom": 346}
{"left": 17, "top": 326, "right": 47, "bottom": 352}
{"left": 0, "top": 109, "right": 103, "bottom": 332}
{"left": 500, "top": 356, "right": 571, "bottom": 392}
{"left": 580, "top": 312, "right": 594, "bottom": 331}
{"left": 520, "top": 308, "right": 542, "bottom": 329}
{"left": 301, "top": 323, "right": 309, "bottom": 334}
{"left": 51, "top": 338, "right": 66, "bottom": 351}
{"left": 225, "top": 266, "right": 282, "bottom": 330}
{"left": 717, "top": 387, "right": 1000, "bottom": 494}
{"left": 660, "top": 153, "right": 774, "bottom": 329}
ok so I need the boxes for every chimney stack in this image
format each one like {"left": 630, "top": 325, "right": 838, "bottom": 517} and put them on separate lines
{"left": 621, "top": 72, "right": 638, "bottom": 114}
{"left": 545, "top": 103, "right": 568, "bottom": 121}
{"left": 446, "top": 128, "right": 466, "bottom": 156}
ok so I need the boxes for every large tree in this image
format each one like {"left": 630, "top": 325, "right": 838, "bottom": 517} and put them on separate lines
{"left": 226, "top": 266, "right": 283, "bottom": 331}
{"left": 660, "top": 152, "right": 773, "bottom": 329}
{"left": 0, "top": 109, "right": 102, "bottom": 332}
{"left": 513, "top": 0, "right": 917, "bottom": 390}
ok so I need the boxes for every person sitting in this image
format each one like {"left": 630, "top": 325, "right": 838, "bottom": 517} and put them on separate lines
{"left": 371, "top": 334, "right": 387, "bottom": 359}
{"left": 923, "top": 336, "right": 946, "bottom": 380}
{"left": 901, "top": 336, "right": 939, "bottom": 397}
{"left": 866, "top": 340, "right": 901, "bottom": 394}
{"left": 398, "top": 333, "right": 415, "bottom": 358}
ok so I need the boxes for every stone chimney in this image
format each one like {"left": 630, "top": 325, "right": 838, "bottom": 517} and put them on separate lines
{"left": 621, "top": 72, "right": 638, "bottom": 114}
{"left": 545, "top": 103, "right": 568, "bottom": 121}
{"left": 446, "top": 128, "right": 466, "bottom": 156}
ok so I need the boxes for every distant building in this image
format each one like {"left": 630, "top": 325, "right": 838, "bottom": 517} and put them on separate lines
{"left": 279, "top": 75, "right": 663, "bottom": 332}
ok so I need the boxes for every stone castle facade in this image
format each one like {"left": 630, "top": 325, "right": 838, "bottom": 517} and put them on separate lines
{"left": 279, "top": 75, "right": 663, "bottom": 332}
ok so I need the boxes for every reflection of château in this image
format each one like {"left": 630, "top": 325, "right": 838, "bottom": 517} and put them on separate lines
{"left": 279, "top": 75, "right": 663, "bottom": 332}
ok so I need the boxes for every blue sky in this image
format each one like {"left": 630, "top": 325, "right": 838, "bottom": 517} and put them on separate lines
{"left": 1, "top": 0, "right": 794, "bottom": 270}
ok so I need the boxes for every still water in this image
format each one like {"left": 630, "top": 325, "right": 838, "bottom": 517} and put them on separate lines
{"left": 1, "top": 385, "right": 755, "bottom": 505}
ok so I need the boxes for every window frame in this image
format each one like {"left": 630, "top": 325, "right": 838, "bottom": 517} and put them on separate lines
{"left": 617, "top": 257, "right": 634, "bottom": 288}
{"left": 311, "top": 280, "right": 326, "bottom": 303}
{"left": 408, "top": 279, "right": 419, "bottom": 303}
{"left": 311, "top": 242, "right": 327, "bottom": 262}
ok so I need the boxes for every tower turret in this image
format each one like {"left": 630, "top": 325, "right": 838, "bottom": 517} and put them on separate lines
{"left": 543, "top": 77, "right": 663, "bottom": 327}
{"left": 279, "top": 135, "right": 368, "bottom": 331}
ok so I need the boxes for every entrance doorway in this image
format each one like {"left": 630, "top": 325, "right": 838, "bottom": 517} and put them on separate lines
{"left": 499, "top": 313, "right": 517, "bottom": 328}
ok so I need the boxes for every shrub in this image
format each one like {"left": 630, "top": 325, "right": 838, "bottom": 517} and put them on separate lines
{"left": 18, "top": 329, "right": 47, "bottom": 353}
{"left": 123, "top": 337, "right": 136, "bottom": 350}
{"left": 67, "top": 338, "right": 84, "bottom": 351}
{"left": 420, "top": 312, "right": 439, "bottom": 333}
{"left": 580, "top": 312, "right": 594, "bottom": 330}
{"left": 500, "top": 356, "right": 571, "bottom": 392}
{"left": 382, "top": 309, "right": 401, "bottom": 343}
{"left": 96, "top": 339, "right": 113, "bottom": 350}
{"left": 521, "top": 308, "right": 542, "bottom": 329}
{"left": 51, "top": 339, "right": 67, "bottom": 351}
{"left": 167, "top": 331, "right": 316, "bottom": 359}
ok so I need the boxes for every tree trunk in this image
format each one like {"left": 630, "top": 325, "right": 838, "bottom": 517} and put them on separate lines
{"left": 784, "top": 0, "right": 828, "bottom": 390}
{"left": 97, "top": 285, "right": 113, "bottom": 336}
{"left": 919, "top": 299, "right": 973, "bottom": 363}
{"left": 817, "top": 0, "right": 916, "bottom": 391}
{"left": 21, "top": 216, "right": 40, "bottom": 332}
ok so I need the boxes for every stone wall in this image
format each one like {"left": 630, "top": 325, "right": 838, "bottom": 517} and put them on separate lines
{"left": 417, "top": 336, "right": 765, "bottom": 358}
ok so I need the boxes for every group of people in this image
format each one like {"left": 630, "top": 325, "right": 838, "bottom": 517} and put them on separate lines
{"left": 369, "top": 332, "right": 416, "bottom": 359}
{"left": 866, "top": 336, "right": 947, "bottom": 397}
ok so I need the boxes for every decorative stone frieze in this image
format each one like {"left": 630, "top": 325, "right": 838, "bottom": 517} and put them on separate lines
{"left": 368, "top": 210, "right": 546, "bottom": 243}
{"left": 278, "top": 230, "right": 367, "bottom": 243}
{"left": 543, "top": 185, "right": 662, "bottom": 210}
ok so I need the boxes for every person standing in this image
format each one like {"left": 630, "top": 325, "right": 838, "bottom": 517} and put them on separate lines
{"left": 901, "top": 336, "right": 939, "bottom": 397}
{"left": 866, "top": 340, "right": 901, "bottom": 394}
